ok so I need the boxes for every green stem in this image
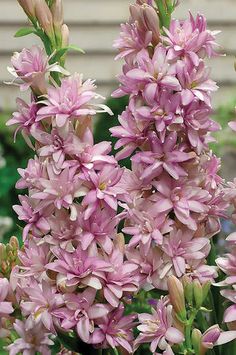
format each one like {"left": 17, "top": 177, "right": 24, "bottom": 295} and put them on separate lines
{"left": 112, "top": 349, "right": 119, "bottom": 355}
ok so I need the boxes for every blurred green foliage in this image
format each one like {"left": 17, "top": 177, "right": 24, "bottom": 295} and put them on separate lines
{"left": 0, "top": 96, "right": 236, "bottom": 243}
{"left": 0, "top": 111, "right": 33, "bottom": 243}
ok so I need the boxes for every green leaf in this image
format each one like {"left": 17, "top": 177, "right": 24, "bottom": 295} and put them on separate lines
{"left": 57, "top": 330, "right": 97, "bottom": 354}
{"left": 14, "top": 27, "right": 36, "bottom": 38}
{"left": 50, "top": 45, "right": 85, "bottom": 64}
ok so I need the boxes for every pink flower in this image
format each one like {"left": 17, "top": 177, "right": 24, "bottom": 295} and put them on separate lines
{"left": 176, "top": 60, "right": 218, "bottom": 107}
{"left": 82, "top": 165, "right": 124, "bottom": 220}
{"left": 0, "top": 278, "right": 14, "bottom": 316}
{"left": 91, "top": 304, "right": 136, "bottom": 353}
{"left": 135, "top": 297, "right": 184, "bottom": 353}
{"left": 110, "top": 104, "right": 149, "bottom": 160}
{"left": 113, "top": 46, "right": 181, "bottom": 98}
{"left": 13, "top": 195, "right": 51, "bottom": 240}
{"left": 132, "top": 131, "right": 196, "bottom": 181}
{"left": 201, "top": 325, "right": 236, "bottom": 350}
{"left": 123, "top": 197, "right": 173, "bottom": 254}
{"left": 37, "top": 74, "right": 112, "bottom": 127}
{"left": 152, "top": 174, "right": 210, "bottom": 230}
{"left": 53, "top": 288, "right": 109, "bottom": 343}
{"left": 16, "top": 240, "right": 50, "bottom": 280}
{"left": 102, "top": 249, "right": 139, "bottom": 307}
{"left": 77, "top": 208, "right": 118, "bottom": 253}
{"left": 46, "top": 246, "right": 112, "bottom": 289}
{"left": 8, "top": 46, "right": 64, "bottom": 94}
{"left": 114, "top": 22, "right": 152, "bottom": 64}
{"left": 6, "top": 319, "right": 54, "bottom": 355}
{"left": 163, "top": 13, "right": 220, "bottom": 65}
{"left": 21, "top": 279, "right": 64, "bottom": 332}
{"left": 6, "top": 97, "right": 38, "bottom": 141}
{"left": 162, "top": 227, "right": 210, "bottom": 277}
{"left": 31, "top": 166, "right": 84, "bottom": 220}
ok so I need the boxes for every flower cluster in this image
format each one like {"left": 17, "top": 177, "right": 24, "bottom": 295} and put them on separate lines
{"left": 4, "top": 1, "right": 140, "bottom": 354}
{"left": 112, "top": 0, "right": 226, "bottom": 293}
{"left": 216, "top": 233, "right": 236, "bottom": 326}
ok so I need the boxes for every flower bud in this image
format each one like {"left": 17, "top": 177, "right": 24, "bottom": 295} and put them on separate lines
{"left": 141, "top": 5, "right": 160, "bottom": 45}
{"left": 114, "top": 233, "right": 125, "bottom": 253}
{"left": 182, "top": 275, "right": 193, "bottom": 305}
{"left": 202, "top": 281, "right": 211, "bottom": 302}
{"left": 0, "top": 243, "right": 6, "bottom": 261}
{"left": 10, "top": 236, "right": 19, "bottom": 251}
{"left": 51, "top": 0, "right": 63, "bottom": 44}
{"left": 18, "top": 0, "right": 36, "bottom": 19}
{"left": 61, "top": 24, "right": 70, "bottom": 48}
{"left": 192, "top": 328, "right": 202, "bottom": 354}
{"left": 167, "top": 275, "right": 186, "bottom": 320}
{"left": 200, "top": 325, "right": 221, "bottom": 354}
{"left": 35, "top": 0, "right": 55, "bottom": 40}
{"left": 193, "top": 279, "right": 203, "bottom": 309}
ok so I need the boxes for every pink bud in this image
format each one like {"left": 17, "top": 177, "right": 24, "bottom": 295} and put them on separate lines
{"left": 35, "top": 0, "right": 55, "bottom": 40}
{"left": 18, "top": 0, "right": 36, "bottom": 19}
{"left": 61, "top": 24, "right": 70, "bottom": 47}
{"left": 51, "top": 0, "right": 63, "bottom": 31}
{"left": 167, "top": 275, "right": 186, "bottom": 320}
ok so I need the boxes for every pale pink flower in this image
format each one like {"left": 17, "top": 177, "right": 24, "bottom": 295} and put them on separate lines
{"left": 82, "top": 165, "right": 124, "bottom": 220}
{"left": 6, "top": 319, "right": 54, "bottom": 355}
{"left": 21, "top": 279, "right": 64, "bottom": 332}
{"left": 161, "top": 227, "right": 210, "bottom": 277}
{"left": 37, "top": 74, "right": 112, "bottom": 127}
{"left": 0, "top": 278, "right": 14, "bottom": 316}
{"left": 6, "top": 97, "right": 38, "bottom": 141}
{"left": 132, "top": 131, "right": 196, "bottom": 181}
{"left": 152, "top": 175, "right": 210, "bottom": 230}
{"left": 31, "top": 166, "right": 84, "bottom": 220}
{"left": 102, "top": 249, "right": 139, "bottom": 307}
{"left": 91, "top": 304, "right": 136, "bottom": 353}
{"left": 53, "top": 288, "right": 109, "bottom": 343}
{"left": 8, "top": 46, "right": 64, "bottom": 94}
{"left": 135, "top": 297, "right": 184, "bottom": 353}
{"left": 114, "top": 22, "right": 152, "bottom": 64}
{"left": 46, "top": 246, "right": 112, "bottom": 289}
{"left": 163, "top": 13, "right": 220, "bottom": 65}
{"left": 176, "top": 60, "right": 218, "bottom": 107}
{"left": 16, "top": 240, "right": 51, "bottom": 280}
{"left": 113, "top": 46, "right": 181, "bottom": 98}
{"left": 13, "top": 195, "right": 51, "bottom": 240}
{"left": 201, "top": 324, "right": 236, "bottom": 349}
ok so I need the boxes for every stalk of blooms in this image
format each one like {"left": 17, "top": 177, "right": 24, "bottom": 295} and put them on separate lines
{"left": 112, "top": 0, "right": 236, "bottom": 353}
{"left": 3, "top": 0, "right": 142, "bottom": 354}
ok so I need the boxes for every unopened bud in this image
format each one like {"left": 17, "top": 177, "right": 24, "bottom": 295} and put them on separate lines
{"left": 10, "top": 236, "right": 19, "bottom": 251}
{"left": 35, "top": 0, "right": 55, "bottom": 40}
{"left": 202, "top": 281, "right": 211, "bottom": 302}
{"left": 167, "top": 275, "right": 186, "bottom": 320}
{"left": 0, "top": 244, "right": 6, "bottom": 261}
{"left": 200, "top": 325, "right": 221, "bottom": 354}
{"left": 142, "top": 5, "right": 160, "bottom": 45}
{"left": 182, "top": 275, "right": 193, "bottom": 305}
{"left": 51, "top": 0, "right": 63, "bottom": 44}
{"left": 114, "top": 233, "right": 125, "bottom": 253}
{"left": 18, "top": 0, "right": 36, "bottom": 19}
{"left": 193, "top": 279, "right": 203, "bottom": 309}
{"left": 61, "top": 24, "right": 70, "bottom": 48}
{"left": 192, "top": 328, "right": 202, "bottom": 354}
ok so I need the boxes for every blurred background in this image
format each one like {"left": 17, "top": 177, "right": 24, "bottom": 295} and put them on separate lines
{"left": 0, "top": 0, "right": 236, "bottom": 242}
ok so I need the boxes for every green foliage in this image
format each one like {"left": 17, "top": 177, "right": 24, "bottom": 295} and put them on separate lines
{"left": 0, "top": 112, "right": 33, "bottom": 243}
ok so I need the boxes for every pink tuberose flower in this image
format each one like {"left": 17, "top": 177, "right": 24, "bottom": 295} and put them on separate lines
{"left": 6, "top": 319, "right": 54, "bottom": 355}
{"left": 6, "top": 97, "right": 38, "bottom": 141}
{"left": 37, "top": 74, "right": 112, "bottom": 127}
{"left": 53, "top": 288, "right": 109, "bottom": 343}
{"left": 91, "top": 304, "right": 136, "bottom": 353}
{"left": 135, "top": 296, "right": 184, "bottom": 353}
{"left": 8, "top": 46, "right": 64, "bottom": 94}
{"left": 0, "top": 278, "right": 14, "bottom": 316}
